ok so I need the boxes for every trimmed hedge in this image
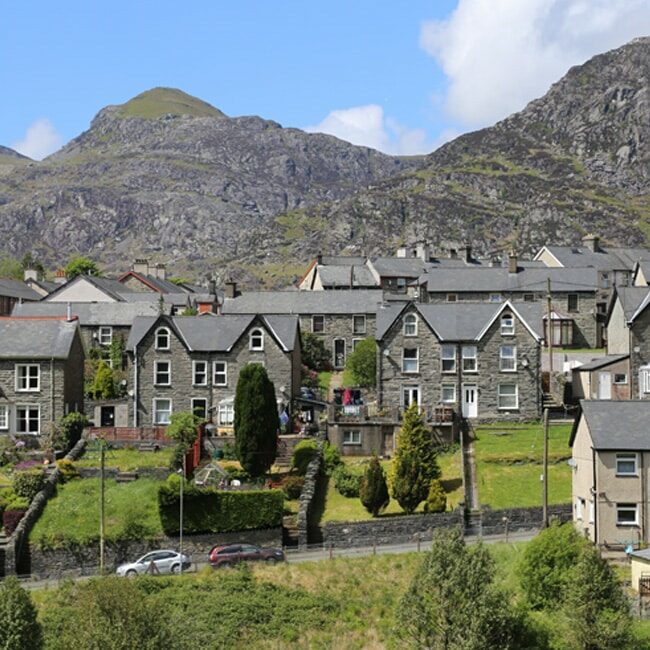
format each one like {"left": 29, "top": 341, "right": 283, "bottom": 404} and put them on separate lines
{"left": 12, "top": 468, "right": 46, "bottom": 501}
{"left": 292, "top": 439, "right": 318, "bottom": 475}
{"left": 158, "top": 481, "right": 284, "bottom": 535}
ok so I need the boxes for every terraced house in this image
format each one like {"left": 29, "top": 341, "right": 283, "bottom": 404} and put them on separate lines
{"left": 126, "top": 314, "right": 301, "bottom": 432}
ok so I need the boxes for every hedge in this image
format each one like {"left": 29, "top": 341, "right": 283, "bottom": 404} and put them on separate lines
{"left": 158, "top": 482, "right": 284, "bottom": 535}
{"left": 3, "top": 509, "right": 26, "bottom": 536}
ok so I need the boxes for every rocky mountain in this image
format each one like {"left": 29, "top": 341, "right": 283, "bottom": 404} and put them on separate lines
{"left": 1, "top": 38, "right": 649, "bottom": 286}
{"left": 0, "top": 88, "right": 416, "bottom": 283}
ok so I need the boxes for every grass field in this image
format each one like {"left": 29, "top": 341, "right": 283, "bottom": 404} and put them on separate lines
{"left": 74, "top": 447, "right": 174, "bottom": 471}
{"left": 474, "top": 422, "right": 573, "bottom": 509}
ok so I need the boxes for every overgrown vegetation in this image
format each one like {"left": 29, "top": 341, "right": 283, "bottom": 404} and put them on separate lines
{"left": 344, "top": 337, "right": 377, "bottom": 387}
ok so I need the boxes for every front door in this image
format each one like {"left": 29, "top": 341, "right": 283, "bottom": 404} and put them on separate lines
{"left": 598, "top": 372, "right": 611, "bottom": 400}
{"left": 334, "top": 339, "right": 346, "bottom": 369}
{"left": 100, "top": 406, "right": 115, "bottom": 427}
{"left": 462, "top": 384, "right": 478, "bottom": 418}
{"left": 402, "top": 385, "right": 420, "bottom": 410}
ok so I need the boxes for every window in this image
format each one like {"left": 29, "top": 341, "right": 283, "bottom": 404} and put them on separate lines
{"left": 353, "top": 315, "right": 366, "bottom": 334}
{"left": 343, "top": 430, "right": 361, "bottom": 446}
{"left": 497, "top": 383, "right": 518, "bottom": 410}
{"left": 249, "top": 328, "right": 264, "bottom": 350}
{"left": 155, "top": 327, "right": 170, "bottom": 350}
{"left": 218, "top": 400, "right": 234, "bottom": 426}
{"left": 500, "top": 345, "right": 517, "bottom": 371}
{"left": 191, "top": 398, "right": 208, "bottom": 420}
{"left": 402, "top": 385, "right": 420, "bottom": 408}
{"left": 213, "top": 361, "right": 227, "bottom": 386}
{"left": 601, "top": 273, "right": 610, "bottom": 289}
{"left": 616, "top": 453, "right": 638, "bottom": 476}
{"left": 524, "top": 293, "right": 535, "bottom": 302}
{"left": 352, "top": 338, "right": 363, "bottom": 351}
{"left": 396, "top": 278, "right": 407, "bottom": 293}
{"left": 403, "top": 314, "right": 418, "bottom": 336}
{"left": 0, "top": 405, "right": 8, "bottom": 430}
{"left": 616, "top": 503, "right": 638, "bottom": 526}
{"left": 575, "top": 497, "right": 583, "bottom": 520}
{"left": 16, "top": 364, "right": 40, "bottom": 392}
{"left": 446, "top": 293, "right": 457, "bottom": 303}
{"left": 193, "top": 361, "right": 207, "bottom": 386}
{"left": 402, "top": 348, "right": 419, "bottom": 373}
{"left": 153, "top": 399, "right": 172, "bottom": 424}
{"left": 567, "top": 294, "right": 579, "bottom": 313}
{"left": 98, "top": 326, "right": 113, "bottom": 346}
{"left": 154, "top": 361, "right": 171, "bottom": 385}
{"left": 312, "top": 315, "right": 324, "bottom": 333}
{"left": 462, "top": 346, "right": 477, "bottom": 372}
{"left": 489, "top": 293, "right": 502, "bottom": 303}
{"left": 16, "top": 406, "right": 40, "bottom": 434}
{"left": 640, "top": 367, "right": 650, "bottom": 394}
{"left": 596, "top": 302, "right": 607, "bottom": 314}
{"left": 588, "top": 500, "right": 595, "bottom": 524}
{"left": 501, "top": 314, "right": 515, "bottom": 336}
{"left": 613, "top": 373, "right": 627, "bottom": 385}
{"left": 441, "top": 384, "right": 456, "bottom": 403}
{"left": 441, "top": 345, "right": 456, "bottom": 372}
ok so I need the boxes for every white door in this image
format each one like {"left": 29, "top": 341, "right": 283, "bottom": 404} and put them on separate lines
{"left": 462, "top": 384, "right": 478, "bottom": 418}
{"left": 598, "top": 372, "right": 611, "bottom": 400}
{"left": 402, "top": 385, "right": 420, "bottom": 409}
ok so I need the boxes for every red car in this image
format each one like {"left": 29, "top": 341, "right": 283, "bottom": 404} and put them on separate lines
{"left": 208, "top": 544, "right": 285, "bottom": 568}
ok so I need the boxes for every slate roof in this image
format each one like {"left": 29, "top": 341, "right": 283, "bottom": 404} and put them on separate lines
{"left": 0, "top": 279, "right": 42, "bottom": 301}
{"left": 320, "top": 256, "right": 367, "bottom": 265}
{"left": 369, "top": 257, "right": 430, "bottom": 277}
{"left": 0, "top": 318, "right": 79, "bottom": 359}
{"left": 43, "top": 275, "right": 127, "bottom": 302}
{"left": 12, "top": 301, "right": 163, "bottom": 325}
{"left": 126, "top": 314, "right": 299, "bottom": 352}
{"left": 317, "top": 265, "right": 377, "bottom": 288}
{"left": 119, "top": 292, "right": 192, "bottom": 307}
{"left": 574, "top": 354, "right": 629, "bottom": 372}
{"left": 616, "top": 287, "right": 650, "bottom": 321}
{"left": 572, "top": 400, "right": 650, "bottom": 450}
{"left": 222, "top": 290, "right": 384, "bottom": 315}
{"left": 540, "top": 245, "right": 650, "bottom": 272}
{"left": 634, "top": 261, "right": 650, "bottom": 285}
{"left": 119, "top": 272, "right": 190, "bottom": 294}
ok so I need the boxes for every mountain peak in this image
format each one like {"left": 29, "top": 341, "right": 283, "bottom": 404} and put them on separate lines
{"left": 116, "top": 87, "right": 225, "bottom": 120}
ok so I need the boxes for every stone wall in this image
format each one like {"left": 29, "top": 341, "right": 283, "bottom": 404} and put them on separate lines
{"left": 77, "top": 467, "right": 170, "bottom": 480}
{"left": 480, "top": 504, "right": 572, "bottom": 534}
{"left": 28, "top": 528, "right": 283, "bottom": 579}
{"left": 631, "top": 306, "right": 650, "bottom": 400}
{"left": 297, "top": 443, "right": 322, "bottom": 548}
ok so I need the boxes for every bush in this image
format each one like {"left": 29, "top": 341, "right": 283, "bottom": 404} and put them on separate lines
{"left": 0, "top": 577, "right": 43, "bottom": 649}
{"left": 0, "top": 487, "right": 16, "bottom": 523}
{"left": 423, "top": 479, "right": 447, "bottom": 513}
{"left": 292, "top": 439, "right": 318, "bottom": 475}
{"left": 322, "top": 441, "right": 342, "bottom": 475}
{"left": 3, "top": 509, "right": 27, "bottom": 536}
{"left": 282, "top": 476, "right": 305, "bottom": 500}
{"left": 333, "top": 464, "right": 363, "bottom": 498}
{"left": 359, "top": 455, "right": 389, "bottom": 517}
{"left": 57, "top": 412, "right": 89, "bottom": 451}
{"left": 56, "top": 459, "right": 80, "bottom": 483}
{"left": 221, "top": 441, "right": 237, "bottom": 460}
{"left": 302, "top": 332, "right": 331, "bottom": 371}
{"left": 12, "top": 468, "right": 46, "bottom": 501}
{"left": 223, "top": 466, "right": 251, "bottom": 483}
{"left": 345, "top": 337, "right": 377, "bottom": 387}
{"left": 158, "top": 483, "right": 284, "bottom": 535}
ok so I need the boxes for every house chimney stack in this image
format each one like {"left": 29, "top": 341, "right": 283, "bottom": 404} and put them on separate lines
{"left": 155, "top": 263, "right": 166, "bottom": 280}
{"left": 508, "top": 251, "right": 518, "bottom": 274}
{"left": 132, "top": 258, "right": 149, "bottom": 275}
{"left": 23, "top": 268, "right": 38, "bottom": 282}
{"left": 448, "top": 247, "right": 458, "bottom": 259}
{"left": 415, "top": 241, "right": 430, "bottom": 262}
{"left": 54, "top": 269, "right": 67, "bottom": 285}
{"left": 464, "top": 245, "right": 472, "bottom": 264}
{"left": 316, "top": 252, "right": 323, "bottom": 266}
{"left": 225, "top": 279, "right": 237, "bottom": 299}
{"left": 582, "top": 233, "right": 600, "bottom": 253}
{"left": 208, "top": 279, "right": 216, "bottom": 295}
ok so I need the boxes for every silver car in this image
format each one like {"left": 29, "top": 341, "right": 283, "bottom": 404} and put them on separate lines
{"left": 115, "top": 550, "right": 191, "bottom": 577}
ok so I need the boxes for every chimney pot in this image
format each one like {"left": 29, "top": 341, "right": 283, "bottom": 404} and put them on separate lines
{"left": 54, "top": 269, "right": 67, "bottom": 285}
{"left": 582, "top": 233, "right": 600, "bottom": 253}
{"left": 316, "top": 252, "right": 323, "bottom": 265}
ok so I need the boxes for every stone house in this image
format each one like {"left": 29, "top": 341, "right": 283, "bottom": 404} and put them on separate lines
{"left": 221, "top": 289, "right": 384, "bottom": 370}
{"left": 570, "top": 400, "right": 650, "bottom": 547}
{"left": 0, "top": 317, "right": 85, "bottom": 438}
{"left": 298, "top": 255, "right": 377, "bottom": 291}
{"left": 126, "top": 314, "right": 301, "bottom": 433}
{"left": 0, "top": 279, "right": 41, "bottom": 316}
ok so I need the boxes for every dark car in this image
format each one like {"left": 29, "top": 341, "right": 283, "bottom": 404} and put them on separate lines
{"left": 209, "top": 544, "right": 285, "bottom": 568}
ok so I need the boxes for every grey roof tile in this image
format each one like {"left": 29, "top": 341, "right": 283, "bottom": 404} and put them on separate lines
{"left": 577, "top": 400, "right": 650, "bottom": 450}
{"left": 616, "top": 287, "right": 650, "bottom": 321}
{"left": 12, "top": 301, "right": 162, "bottom": 325}
{"left": 574, "top": 354, "right": 629, "bottom": 371}
{"left": 0, "top": 319, "right": 79, "bottom": 358}
{"left": 0, "top": 279, "right": 42, "bottom": 301}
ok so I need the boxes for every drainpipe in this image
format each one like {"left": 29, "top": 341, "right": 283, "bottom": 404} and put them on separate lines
{"left": 50, "top": 358, "right": 55, "bottom": 432}
{"left": 642, "top": 452, "right": 646, "bottom": 544}
{"left": 456, "top": 343, "right": 462, "bottom": 444}
{"left": 133, "top": 344, "right": 138, "bottom": 428}
{"left": 592, "top": 447, "right": 598, "bottom": 545}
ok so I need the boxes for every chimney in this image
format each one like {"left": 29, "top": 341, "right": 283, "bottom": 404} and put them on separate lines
{"left": 489, "top": 256, "right": 500, "bottom": 268}
{"left": 225, "top": 279, "right": 237, "bottom": 299}
{"left": 448, "top": 248, "right": 458, "bottom": 259}
{"left": 54, "top": 269, "right": 67, "bottom": 285}
{"left": 66, "top": 302, "right": 72, "bottom": 322}
{"left": 464, "top": 245, "right": 472, "bottom": 264}
{"left": 208, "top": 279, "right": 216, "bottom": 295}
{"left": 415, "top": 241, "right": 430, "bottom": 262}
{"left": 24, "top": 268, "right": 38, "bottom": 282}
{"left": 155, "top": 263, "right": 166, "bottom": 280}
{"left": 508, "top": 251, "right": 518, "bottom": 274}
{"left": 316, "top": 252, "right": 323, "bottom": 266}
{"left": 132, "top": 258, "right": 149, "bottom": 275}
{"left": 582, "top": 233, "right": 600, "bottom": 253}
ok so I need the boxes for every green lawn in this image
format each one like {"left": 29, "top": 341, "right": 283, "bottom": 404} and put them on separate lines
{"left": 75, "top": 447, "right": 174, "bottom": 471}
{"left": 474, "top": 422, "right": 572, "bottom": 509}
{"left": 318, "top": 371, "right": 332, "bottom": 394}
{"left": 30, "top": 478, "right": 163, "bottom": 549}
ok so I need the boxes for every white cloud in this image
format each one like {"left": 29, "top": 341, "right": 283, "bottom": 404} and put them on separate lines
{"left": 420, "top": 0, "right": 650, "bottom": 127}
{"left": 11, "top": 119, "right": 63, "bottom": 160}
{"left": 305, "top": 105, "right": 431, "bottom": 155}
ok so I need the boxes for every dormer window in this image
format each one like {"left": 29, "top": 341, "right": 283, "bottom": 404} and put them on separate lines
{"left": 250, "top": 328, "right": 264, "bottom": 351}
{"left": 501, "top": 314, "right": 515, "bottom": 336}
{"left": 155, "top": 327, "right": 170, "bottom": 350}
{"left": 404, "top": 314, "right": 418, "bottom": 337}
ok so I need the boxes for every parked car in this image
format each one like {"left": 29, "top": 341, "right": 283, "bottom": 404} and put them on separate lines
{"left": 209, "top": 544, "right": 285, "bottom": 568}
{"left": 115, "top": 550, "right": 191, "bottom": 577}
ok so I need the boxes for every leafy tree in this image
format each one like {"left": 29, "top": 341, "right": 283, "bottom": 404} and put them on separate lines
{"left": 391, "top": 404, "right": 440, "bottom": 514}
{"left": 345, "top": 337, "right": 377, "bottom": 387}
{"left": 167, "top": 411, "right": 200, "bottom": 470}
{"left": 0, "top": 256, "right": 23, "bottom": 280}
{"left": 0, "top": 577, "right": 43, "bottom": 649}
{"left": 397, "top": 528, "right": 532, "bottom": 649}
{"left": 360, "top": 455, "right": 389, "bottom": 516}
{"left": 58, "top": 412, "right": 89, "bottom": 450}
{"left": 562, "top": 545, "right": 632, "bottom": 650}
{"left": 518, "top": 521, "right": 588, "bottom": 610}
{"left": 234, "top": 364, "right": 279, "bottom": 477}
{"left": 423, "top": 479, "right": 447, "bottom": 513}
{"left": 301, "top": 332, "right": 331, "bottom": 371}
{"left": 65, "top": 256, "right": 101, "bottom": 279}
{"left": 91, "top": 360, "right": 118, "bottom": 399}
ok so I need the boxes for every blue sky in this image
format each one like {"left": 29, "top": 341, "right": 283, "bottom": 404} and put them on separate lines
{"left": 3, "top": 1, "right": 649, "bottom": 159}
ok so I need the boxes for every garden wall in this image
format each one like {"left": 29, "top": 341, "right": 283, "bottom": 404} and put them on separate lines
{"left": 77, "top": 467, "right": 170, "bottom": 480}
{"left": 297, "top": 443, "right": 322, "bottom": 549}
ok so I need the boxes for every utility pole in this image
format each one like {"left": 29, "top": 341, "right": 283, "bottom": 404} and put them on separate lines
{"left": 179, "top": 455, "right": 185, "bottom": 565}
{"left": 99, "top": 439, "right": 105, "bottom": 573}
{"left": 547, "top": 277, "right": 554, "bottom": 377}
{"left": 543, "top": 277, "right": 552, "bottom": 530}
{"left": 542, "top": 407, "right": 549, "bottom": 528}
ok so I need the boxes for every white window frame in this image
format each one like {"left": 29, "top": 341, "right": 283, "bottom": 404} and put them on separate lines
{"left": 0, "top": 405, "right": 8, "bottom": 430}
{"left": 616, "top": 453, "right": 638, "bottom": 476}
{"left": 154, "top": 360, "right": 171, "bottom": 386}
{"left": 613, "top": 373, "right": 627, "bottom": 385}
{"left": 15, "top": 364, "right": 40, "bottom": 392}
{"left": 98, "top": 326, "right": 113, "bottom": 346}
{"left": 403, "top": 313, "right": 418, "bottom": 337}
{"left": 461, "top": 346, "right": 477, "bottom": 372}
{"left": 352, "top": 315, "right": 366, "bottom": 335}
{"left": 311, "top": 315, "right": 325, "bottom": 333}
{"left": 640, "top": 366, "right": 650, "bottom": 395}
{"left": 441, "top": 345, "right": 456, "bottom": 373}
{"left": 343, "top": 430, "right": 362, "bottom": 446}
{"left": 402, "top": 348, "right": 419, "bottom": 373}
{"left": 402, "top": 385, "right": 420, "bottom": 409}
{"left": 213, "top": 361, "right": 228, "bottom": 386}
{"left": 218, "top": 400, "right": 234, "bottom": 426}
{"left": 249, "top": 328, "right": 264, "bottom": 351}
{"left": 191, "top": 397, "right": 208, "bottom": 420}
{"left": 575, "top": 497, "right": 583, "bottom": 520}
{"left": 501, "top": 314, "right": 515, "bottom": 336}
{"left": 616, "top": 503, "right": 638, "bottom": 526}
{"left": 497, "top": 383, "right": 518, "bottom": 410}
{"left": 153, "top": 398, "right": 172, "bottom": 425}
{"left": 441, "top": 384, "right": 456, "bottom": 404}
{"left": 588, "top": 500, "right": 595, "bottom": 524}
{"left": 16, "top": 404, "right": 40, "bottom": 434}
{"left": 489, "top": 293, "right": 502, "bottom": 303}
{"left": 192, "top": 360, "right": 207, "bottom": 386}
{"left": 500, "top": 345, "right": 517, "bottom": 372}
{"left": 155, "top": 327, "right": 170, "bottom": 351}
{"left": 352, "top": 338, "right": 363, "bottom": 351}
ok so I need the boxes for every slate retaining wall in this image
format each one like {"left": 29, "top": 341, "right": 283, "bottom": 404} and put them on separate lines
{"left": 297, "top": 443, "right": 322, "bottom": 549}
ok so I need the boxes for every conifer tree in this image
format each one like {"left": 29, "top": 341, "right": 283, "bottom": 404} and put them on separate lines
{"left": 360, "top": 454, "right": 389, "bottom": 516}
{"left": 0, "top": 577, "right": 43, "bottom": 650}
{"left": 423, "top": 479, "right": 447, "bottom": 513}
